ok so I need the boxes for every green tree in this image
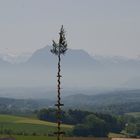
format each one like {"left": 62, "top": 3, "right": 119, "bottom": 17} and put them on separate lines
{"left": 125, "top": 123, "right": 140, "bottom": 137}
{"left": 85, "top": 114, "right": 108, "bottom": 137}
{"left": 135, "top": 123, "right": 140, "bottom": 136}
{"left": 73, "top": 124, "right": 89, "bottom": 137}
{"left": 73, "top": 114, "right": 108, "bottom": 137}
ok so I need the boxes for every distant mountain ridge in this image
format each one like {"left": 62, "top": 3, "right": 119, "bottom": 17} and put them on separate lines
{"left": 0, "top": 46, "right": 140, "bottom": 88}
{"left": 0, "top": 90, "right": 139, "bottom": 115}
{"left": 64, "top": 89, "right": 140, "bottom": 106}
{"left": 66, "top": 89, "right": 140, "bottom": 114}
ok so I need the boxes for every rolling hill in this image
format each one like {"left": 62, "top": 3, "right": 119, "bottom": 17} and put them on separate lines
{"left": 63, "top": 89, "right": 140, "bottom": 114}
{"left": 0, "top": 90, "right": 139, "bottom": 115}
{"left": 0, "top": 114, "right": 72, "bottom": 136}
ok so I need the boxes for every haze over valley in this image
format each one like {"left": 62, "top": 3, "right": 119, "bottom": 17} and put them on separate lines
{"left": 0, "top": 46, "right": 140, "bottom": 98}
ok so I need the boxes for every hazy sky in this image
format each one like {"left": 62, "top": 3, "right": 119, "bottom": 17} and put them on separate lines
{"left": 0, "top": 0, "right": 140, "bottom": 58}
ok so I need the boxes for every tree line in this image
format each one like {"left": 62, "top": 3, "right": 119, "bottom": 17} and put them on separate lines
{"left": 37, "top": 108, "right": 126, "bottom": 137}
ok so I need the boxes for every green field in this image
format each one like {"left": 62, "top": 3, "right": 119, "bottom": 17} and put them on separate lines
{"left": 108, "top": 133, "right": 126, "bottom": 138}
{"left": 0, "top": 115, "right": 121, "bottom": 140}
{"left": 0, "top": 135, "right": 110, "bottom": 140}
{"left": 0, "top": 135, "right": 56, "bottom": 140}
{"left": 0, "top": 114, "right": 73, "bottom": 136}
{"left": 125, "top": 112, "right": 140, "bottom": 118}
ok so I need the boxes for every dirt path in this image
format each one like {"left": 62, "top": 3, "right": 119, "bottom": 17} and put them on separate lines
{"left": 112, "top": 138, "right": 140, "bottom": 140}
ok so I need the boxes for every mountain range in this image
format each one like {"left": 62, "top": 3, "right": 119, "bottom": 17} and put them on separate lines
{"left": 0, "top": 46, "right": 140, "bottom": 94}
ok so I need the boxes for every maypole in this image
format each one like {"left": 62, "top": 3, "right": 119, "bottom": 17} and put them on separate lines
{"left": 51, "top": 25, "right": 68, "bottom": 140}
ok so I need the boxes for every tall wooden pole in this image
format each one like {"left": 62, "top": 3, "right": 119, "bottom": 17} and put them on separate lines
{"left": 51, "top": 26, "right": 67, "bottom": 140}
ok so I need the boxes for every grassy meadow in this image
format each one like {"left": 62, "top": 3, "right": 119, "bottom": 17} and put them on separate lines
{"left": 125, "top": 112, "right": 140, "bottom": 118}
{"left": 0, "top": 135, "right": 111, "bottom": 140}
{"left": 0, "top": 114, "right": 73, "bottom": 136}
{"left": 0, "top": 114, "right": 125, "bottom": 140}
